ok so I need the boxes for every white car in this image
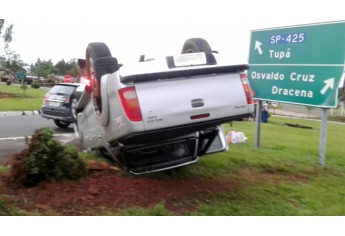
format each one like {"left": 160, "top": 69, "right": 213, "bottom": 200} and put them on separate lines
{"left": 75, "top": 38, "right": 254, "bottom": 174}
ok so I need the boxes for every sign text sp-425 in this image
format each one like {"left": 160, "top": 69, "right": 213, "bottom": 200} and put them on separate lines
{"left": 248, "top": 21, "right": 345, "bottom": 108}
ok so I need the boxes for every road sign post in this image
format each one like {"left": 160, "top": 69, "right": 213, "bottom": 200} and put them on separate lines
{"left": 248, "top": 21, "right": 345, "bottom": 165}
{"left": 248, "top": 21, "right": 345, "bottom": 108}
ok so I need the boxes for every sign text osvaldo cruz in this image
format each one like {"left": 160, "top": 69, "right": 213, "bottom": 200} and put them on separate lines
{"left": 248, "top": 21, "right": 345, "bottom": 108}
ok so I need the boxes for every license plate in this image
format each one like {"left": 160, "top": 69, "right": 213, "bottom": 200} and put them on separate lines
{"left": 173, "top": 52, "right": 207, "bottom": 67}
{"left": 48, "top": 101, "right": 61, "bottom": 107}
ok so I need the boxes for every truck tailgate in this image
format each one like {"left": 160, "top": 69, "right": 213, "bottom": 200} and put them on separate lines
{"left": 135, "top": 73, "right": 250, "bottom": 131}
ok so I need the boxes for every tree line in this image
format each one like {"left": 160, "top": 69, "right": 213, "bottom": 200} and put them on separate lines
{"left": 0, "top": 20, "right": 82, "bottom": 80}
{"left": 1, "top": 19, "right": 344, "bottom": 102}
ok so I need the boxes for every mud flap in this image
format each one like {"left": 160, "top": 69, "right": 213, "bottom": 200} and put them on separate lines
{"left": 203, "top": 125, "right": 228, "bottom": 154}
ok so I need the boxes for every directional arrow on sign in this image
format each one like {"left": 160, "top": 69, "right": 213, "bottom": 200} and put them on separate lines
{"left": 255, "top": 41, "right": 263, "bottom": 55}
{"left": 320, "top": 78, "right": 334, "bottom": 95}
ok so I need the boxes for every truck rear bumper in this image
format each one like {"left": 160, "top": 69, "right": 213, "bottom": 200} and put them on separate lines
{"left": 119, "top": 113, "right": 251, "bottom": 145}
{"left": 116, "top": 125, "right": 228, "bottom": 174}
{"left": 125, "top": 136, "right": 200, "bottom": 175}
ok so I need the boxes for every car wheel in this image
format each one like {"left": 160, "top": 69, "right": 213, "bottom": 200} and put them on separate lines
{"left": 181, "top": 38, "right": 212, "bottom": 54}
{"left": 54, "top": 119, "right": 70, "bottom": 128}
{"left": 70, "top": 95, "right": 78, "bottom": 121}
{"left": 85, "top": 42, "right": 117, "bottom": 114}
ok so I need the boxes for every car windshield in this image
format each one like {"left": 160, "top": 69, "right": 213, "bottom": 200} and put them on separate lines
{"left": 48, "top": 85, "right": 76, "bottom": 95}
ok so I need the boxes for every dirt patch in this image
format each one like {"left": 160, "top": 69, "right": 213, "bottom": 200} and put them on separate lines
{"left": 0, "top": 156, "right": 14, "bottom": 166}
{"left": 284, "top": 123, "right": 313, "bottom": 129}
{"left": 0, "top": 138, "right": 311, "bottom": 216}
{"left": 0, "top": 92, "right": 20, "bottom": 99}
{"left": 0, "top": 161, "right": 240, "bottom": 215}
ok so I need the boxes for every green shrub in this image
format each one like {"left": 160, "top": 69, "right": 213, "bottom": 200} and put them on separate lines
{"left": 31, "top": 83, "right": 40, "bottom": 89}
{"left": 0, "top": 76, "right": 9, "bottom": 82}
{"left": 9, "top": 128, "right": 88, "bottom": 187}
{"left": 20, "top": 84, "right": 28, "bottom": 96}
{"left": 0, "top": 199, "right": 12, "bottom": 216}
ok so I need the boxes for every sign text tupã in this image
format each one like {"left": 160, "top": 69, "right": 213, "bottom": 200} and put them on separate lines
{"left": 248, "top": 21, "right": 345, "bottom": 108}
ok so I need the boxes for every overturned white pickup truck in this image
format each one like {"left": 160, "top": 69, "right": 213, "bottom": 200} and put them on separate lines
{"left": 75, "top": 38, "right": 254, "bottom": 174}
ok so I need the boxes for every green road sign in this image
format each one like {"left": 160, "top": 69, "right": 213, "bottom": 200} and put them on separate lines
{"left": 249, "top": 65, "right": 344, "bottom": 107}
{"left": 16, "top": 72, "right": 26, "bottom": 79}
{"left": 248, "top": 21, "right": 345, "bottom": 108}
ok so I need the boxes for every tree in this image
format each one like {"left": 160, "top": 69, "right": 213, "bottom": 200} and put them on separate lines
{"left": 305, "top": 106, "right": 314, "bottom": 119}
{"left": 0, "top": 19, "right": 4, "bottom": 58}
{"left": 339, "top": 87, "right": 345, "bottom": 103}
{"left": 0, "top": 19, "right": 24, "bottom": 75}
{"left": 66, "top": 60, "right": 82, "bottom": 78}
{"left": 20, "top": 83, "right": 28, "bottom": 96}
{"left": 30, "top": 58, "right": 58, "bottom": 78}
{"left": 1, "top": 19, "right": 81, "bottom": 80}
{"left": 4, "top": 59, "right": 25, "bottom": 75}
{"left": 0, "top": 19, "right": 5, "bottom": 70}
{"left": 55, "top": 59, "right": 69, "bottom": 75}
{"left": 0, "top": 19, "right": 4, "bottom": 34}
{"left": 3, "top": 24, "right": 13, "bottom": 56}
{"left": 55, "top": 59, "right": 82, "bottom": 78}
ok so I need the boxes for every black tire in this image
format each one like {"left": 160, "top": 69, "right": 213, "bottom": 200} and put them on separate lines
{"left": 85, "top": 42, "right": 118, "bottom": 114}
{"left": 54, "top": 120, "right": 70, "bottom": 128}
{"left": 181, "top": 38, "right": 212, "bottom": 54}
{"left": 70, "top": 94, "right": 79, "bottom": 121}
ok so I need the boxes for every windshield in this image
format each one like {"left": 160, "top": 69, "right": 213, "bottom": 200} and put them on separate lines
{"left": 48, "top": 85, "right": 76, "bottom": 95}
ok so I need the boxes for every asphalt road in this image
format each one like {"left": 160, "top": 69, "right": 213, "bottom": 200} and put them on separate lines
{"left": 0, "top": 115, "right": 75, "bottom": 138}
{"left": 0, "top": 115, "right": 76, "bottom": 164}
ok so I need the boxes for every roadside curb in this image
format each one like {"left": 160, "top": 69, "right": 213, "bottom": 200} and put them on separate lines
{"left": 0, "top": 110, "right": 41, "bottom": 117}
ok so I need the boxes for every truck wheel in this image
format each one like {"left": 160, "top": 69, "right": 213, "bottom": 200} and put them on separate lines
{"left": 54, "top": 120, "right": 70, "bottom": 128}
{"left": 85, "top": 42, "right": 112, "bottom": 114}
{"left": 181, "top": 38, "right": 212, "bottom": 54}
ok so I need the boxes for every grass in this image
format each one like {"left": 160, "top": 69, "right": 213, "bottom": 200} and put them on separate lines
{"left": 188, "top": 117, "right": 345, "bottom": 215}
{"left": 0, "top": 84, "right": 47, "bottom": 111}
{"left": 1, "top": 113, "right": 345, "bottom": 215}
{"left": 0, "top": 166, "right": 10, "bottom": 173}
{"left": 116, "top": 202, "right": 171, "bottom": 216}
{"left": 115, "top": 116, "right": 345, "bottom": 215}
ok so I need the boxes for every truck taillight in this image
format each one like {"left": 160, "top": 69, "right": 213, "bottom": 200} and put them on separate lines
{"left": 43, "top": 94, "right": 49, "bottom": 105}
{"left": 240, "top": 73, "right": 253, "bottom": 105}
{"left": 119, "top": 87, "right": 143, "bottom": 122}
{"left": 84, "top": 76, "right": 93, "bottom": 94}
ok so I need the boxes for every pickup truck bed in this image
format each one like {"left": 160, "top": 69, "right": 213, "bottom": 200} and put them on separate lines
{"left": 74, "top": 38, "right": 254, "bottom": 174}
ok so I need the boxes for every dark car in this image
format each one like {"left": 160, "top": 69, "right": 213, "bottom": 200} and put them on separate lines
{"left": 41, "top": 83, "right": 85, "bottom": 128}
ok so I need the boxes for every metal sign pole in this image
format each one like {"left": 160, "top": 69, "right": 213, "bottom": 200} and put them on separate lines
{"left": 248, "top": 21, "right": 345, "bottom": 166}
{"left": 255, "top": 100, "right": 262, "bottom": 148}
{"left": 319, "top": 108, "right": 328, "bottom": 165}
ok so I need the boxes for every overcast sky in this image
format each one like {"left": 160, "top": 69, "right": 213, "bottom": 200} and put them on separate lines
{"left": 2, "top": 0, "right": 345, "bottom": 66}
